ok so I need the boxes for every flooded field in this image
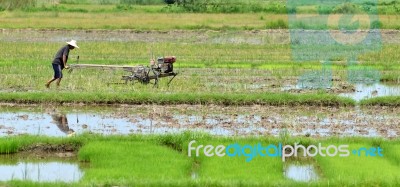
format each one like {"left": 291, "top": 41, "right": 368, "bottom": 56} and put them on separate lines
{"left": 0, "top": 161, "right": 83, "bottom": 182}
{"left": 284, "top": 82, "right": 400, "bottom": 101}
{"left": 0, "top": 147, "right": 83, "bottom": 183}
{"left": 0, "top": 104, "right": 398, "bottom": 138}
{"left": 339, "top": 83, "right": 400, "bottom": 101}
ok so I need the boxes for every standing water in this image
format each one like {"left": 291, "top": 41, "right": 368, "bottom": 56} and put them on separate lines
{"left": 339, "top": 83, "right": 400, "bottom": 101}
{"left": 0, "top": 161, "right": 83, "bottom": 182}
{"left": 284, "top": 164, "right": 319, "bottom": 182}
{"left": 0, "top": 105, "right": 399, "bottom": 138}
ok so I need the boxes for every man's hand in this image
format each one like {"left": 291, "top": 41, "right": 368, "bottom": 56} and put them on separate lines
{"left": 64, "top": 66, "right": 70, "bottom": 69}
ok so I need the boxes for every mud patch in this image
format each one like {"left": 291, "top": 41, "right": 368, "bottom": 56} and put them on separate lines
{"left": 18, "top": 143, "right": 79, "bottom": 159}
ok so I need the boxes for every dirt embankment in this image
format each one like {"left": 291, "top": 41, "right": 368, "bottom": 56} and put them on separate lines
{"left": 14, "top": 143, "right": 79, "bottom": 159}
{"left": 1, "top": 29, "right": 399, "bottom": 44}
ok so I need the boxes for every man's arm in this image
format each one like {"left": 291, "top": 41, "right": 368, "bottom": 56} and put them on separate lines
{"left": 63, "top": 54, "right": 69, "bottom": 69}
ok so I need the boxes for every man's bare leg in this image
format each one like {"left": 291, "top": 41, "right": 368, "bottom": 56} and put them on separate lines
{"left": 56, "top": 78, "right": 62, "bottom": 87}
{"left": 46, "top": 78, "right": 58, "bottom": 88}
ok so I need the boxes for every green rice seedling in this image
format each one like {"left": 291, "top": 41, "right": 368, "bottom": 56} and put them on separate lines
{"left": 0, "top": 134, "right": 398, "bottom": 186}
{"left": 78, "top": 140, "right": 192, "bottom": 184}
{"left": 315, "top": 142, "right": 400, "bottom": 185}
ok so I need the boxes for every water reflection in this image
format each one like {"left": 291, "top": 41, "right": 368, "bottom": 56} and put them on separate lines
{"left": 0, "top": 162, "right": 83, "bottom": 182}
{"left": 284, "top": 164, "right": 319, "bottom": 182}
{"left": 339, "top": 83, "right": 400, "bottom": 101}
{"left": 51, "top": 114, "right": 75, "bottom": 135}
{"left": 0, "top": 106, "right": 398, "bottom": 137}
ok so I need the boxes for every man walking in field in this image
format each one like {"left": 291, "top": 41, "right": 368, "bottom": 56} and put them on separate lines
{"left": 45, "top": 40, "right": 79, "bottom": 88}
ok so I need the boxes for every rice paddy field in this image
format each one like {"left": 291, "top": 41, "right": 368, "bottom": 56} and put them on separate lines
{"left": 0, "top": 0, "right": 399, "bottom": 186}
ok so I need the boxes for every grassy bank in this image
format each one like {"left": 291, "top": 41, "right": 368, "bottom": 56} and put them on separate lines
{"left": 1, "top": 11, "right": 400, "bottom": 30}
{"left": 0, "top": 11, "right": 289, "bottom": 30}
{"left": 360, "top": 96, "right": 400, "bottom": 106}
{"left": 0, "top": 92, "right": 356, "bottom": 106}
{"left": 0, "top": 133, "right": 399, "bottom": 186}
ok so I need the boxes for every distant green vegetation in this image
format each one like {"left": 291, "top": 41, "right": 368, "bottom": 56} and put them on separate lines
{"left": 0, "top": 0, "right": 36, "bottom": 10}
{"left": 59, "top": 0, "right": 164, "bottom": 5}
{"left": 1, "top": 0, "right": 400, "bottom": 14}
{"left": 0, "top": 134, "right": 399, "bottom": 186}
{"left": 0, "top": 10, "right": 400, "bottom": 30}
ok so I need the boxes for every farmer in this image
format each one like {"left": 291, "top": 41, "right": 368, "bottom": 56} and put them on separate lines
{"left": 45, "top": 40, "right": 79, "bottom": 88}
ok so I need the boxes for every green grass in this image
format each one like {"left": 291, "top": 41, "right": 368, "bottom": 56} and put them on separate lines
{"left": 0, "top": 135, "right": 83, "bottom": 154}
{"left": 1, "top": 41, "right": 399, "bottom": 69}
{"left": 1, "top": 9, "right": 400, "bottom": 30}
{"left": 0, "top": 38, "right": 398, "bottom": 105}
{"left": 78, "top": 141, "right": 192, "bottom": 185}
{"left": 0, "top": 91, "right": 356, "bottom": 106}
{"left": 3, "top": 0, "right": 400, "bottom": 14}
{"left": 360, "top": 96, "right": 400, "bottom": 106}
{"left": 0, "top": 134, "right": 399, "bottom": 186}
{"left": 194, "top": 139, "right": 284, "bottom": 184}
{"left": 382, "top": 142, "right": 400, "bottom": 166}
{"left": 0, "top": 11, "right": 281, "bottom": 30}
{"left": 316, "top": 142, "right": 400, "bottom": 186}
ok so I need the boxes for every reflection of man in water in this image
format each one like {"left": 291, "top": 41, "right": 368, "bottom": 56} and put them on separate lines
{"left": 51, "top": 114, "right": 74, "bottom": 135}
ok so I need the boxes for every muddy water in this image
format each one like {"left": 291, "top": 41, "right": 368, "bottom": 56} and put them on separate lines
{"left": 0, "top": 105, "right": 398, "bottom": 138}
{"left": 0, "top": 112, "right": 138, "bottom": 136}
{"left": 339, "top": 83, "right": 400, "bottom": 101}
{"left": 283, "top": 82, "right": 400, "bottom": 101}
{"left": 0, "top": 161, "right": 83, "bottom": 182}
